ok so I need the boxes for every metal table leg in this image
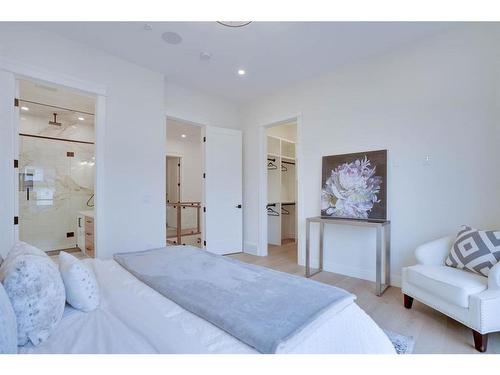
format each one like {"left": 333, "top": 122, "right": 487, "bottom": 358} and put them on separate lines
{"left": 319, "top": 222, "right": 324, "bottom": 273}
{"left": 385, "top": 223, "right": 391, "bottom": 288}
{"left": 306, "top": 218, "right": 311, "bottom": 277}
{"left": 375, "top": 223, "right": 390, "bottom": 296}
{"left": 305, "top": 219, "right": 322, "bottom": 278}
{"left": 376, "top": 226, "right": 382, "bottom": 295}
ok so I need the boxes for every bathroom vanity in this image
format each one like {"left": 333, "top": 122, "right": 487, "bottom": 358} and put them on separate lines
{"left": 77, "top": 210, "right": 95, "bottom": 258}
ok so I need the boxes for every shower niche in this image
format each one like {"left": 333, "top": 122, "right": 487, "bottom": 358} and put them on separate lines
{"left": 17, "top": 80, "right": 96, "bottom": 254}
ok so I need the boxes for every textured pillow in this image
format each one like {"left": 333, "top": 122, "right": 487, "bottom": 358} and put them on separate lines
{"left": 445, "top": 225, "right": 500, "bottom": 277}
{"left": 58, "top": 252, "right": 100, "bottom": 312}
{"left": 0, "top": 282, "right": 17, "bottom": 353}
{"left": 0, "top": 253, "right": 65, "bottom": 346}
{"left": 3, "top": 241, "right": 46, "bottom": 266}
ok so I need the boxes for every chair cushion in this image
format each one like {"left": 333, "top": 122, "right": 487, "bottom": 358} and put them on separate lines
{"left": 445, "top": 225, "right": 500, "bottom": 277}
{"left": 405, "top": 265, "right": 487, "bottom": 308}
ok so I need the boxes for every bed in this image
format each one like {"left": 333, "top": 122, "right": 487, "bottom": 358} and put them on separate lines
{"left": 19, "top": 256, "right": 395, "bottom": 354}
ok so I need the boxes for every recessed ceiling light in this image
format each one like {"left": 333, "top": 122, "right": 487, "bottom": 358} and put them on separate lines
{"left": 161, "top": 31, "right": 183, "bottom": 45}
{"left": 238, "top": 69, "right": 246, "bottom": 76}
{"left": 144, "top": 23, "right": 153, "bottom": 31}
{"left": 21, "top": 106, "right": 29, "bottom": 111}
{"left": 78, "top": 117, "right": 85, "bottom": 121}
{"left": 181, "top": 134, "right": 187, "bottom": 138}
{"left": 200, "top": 52, "right": 212, "bottom": 61}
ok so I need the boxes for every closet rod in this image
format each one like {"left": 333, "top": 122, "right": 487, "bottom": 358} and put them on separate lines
{"left": 267, "top": 158, "right": 276, "bottom": 162}
{"left": 282, "top": 160, "right": 295, "bottom": 165}
{"left": 281, "top": 202, "right": 296, "bottom": 206}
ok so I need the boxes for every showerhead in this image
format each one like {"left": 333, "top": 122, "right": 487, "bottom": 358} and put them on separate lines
{"left": 49, "top": 112, "right": 62, "bottom": 126}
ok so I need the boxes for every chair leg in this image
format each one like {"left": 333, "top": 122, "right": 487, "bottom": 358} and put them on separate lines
{"left": 403, "top": 294, "right": 414, "bottom": 309}
{"left": 472, "top": 330, "right": 488, "bottom": 352}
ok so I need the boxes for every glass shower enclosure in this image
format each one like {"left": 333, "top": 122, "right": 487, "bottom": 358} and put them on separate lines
{"left": 18, "top": 99, "right": 95, "bottom": 252}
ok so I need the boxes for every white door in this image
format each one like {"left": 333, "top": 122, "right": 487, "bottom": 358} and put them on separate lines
{"left": 203, "top": 126, "right": 242, "bottom": 254}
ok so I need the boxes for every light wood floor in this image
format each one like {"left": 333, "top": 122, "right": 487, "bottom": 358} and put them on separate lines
{"left": 230, "top": 242, "right": 500, "bottom": 354}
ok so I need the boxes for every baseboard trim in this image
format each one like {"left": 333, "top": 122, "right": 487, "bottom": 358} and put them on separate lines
{"left": 304, "top": 258, "right": 401, "bottom": 287}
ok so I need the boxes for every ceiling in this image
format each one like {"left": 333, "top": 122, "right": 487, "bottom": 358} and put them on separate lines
{"left": 38, "top": 22, "right": 453, "bottom": 103}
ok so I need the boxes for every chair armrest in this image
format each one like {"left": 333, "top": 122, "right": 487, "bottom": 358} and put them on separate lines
{"left": 415, "top": 236, "right": 454, "bottom": 266}
{"left": 488, "top": 262, "right": 500, "bottom": 290}
{"left": 470, "top": 288, "right": 500, "bottom": 332}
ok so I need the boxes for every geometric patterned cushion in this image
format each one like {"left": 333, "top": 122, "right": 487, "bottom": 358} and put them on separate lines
{"left": 445, "top": 225, "right": 500, "bottom": 277}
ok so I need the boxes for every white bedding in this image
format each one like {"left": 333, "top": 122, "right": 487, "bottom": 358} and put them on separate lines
{"left": 20, "top": 259, "right": 395, "bottom": 354}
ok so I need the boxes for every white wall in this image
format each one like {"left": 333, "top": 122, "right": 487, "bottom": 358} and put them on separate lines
{"left": 0, "top": 23, "right": 166, "bottom": 258}
{"left": 165, "top": 81, "right": 241, "bottom": 130}
{"left": 242, "top": 24, "right": 500, "bottom": 285}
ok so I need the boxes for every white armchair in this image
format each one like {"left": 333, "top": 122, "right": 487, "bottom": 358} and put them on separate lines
{"left": 402, "top": 236, "right": 500, "bottom": 352}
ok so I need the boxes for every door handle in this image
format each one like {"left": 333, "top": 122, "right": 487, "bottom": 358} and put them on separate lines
{"left": 27, "top": 187, "right": 30, "bottom": 201}
{"left": 236, "top": 204, "right": 242, "bottom": 209}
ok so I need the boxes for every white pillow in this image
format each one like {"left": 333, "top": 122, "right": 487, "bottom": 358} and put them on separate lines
{"left": 0, "top": 282, "right": 17, "bottom": 353}
{"left": 58, "top": 252, "right": 100, "bottom": 312}
{"left": 0, "top": 253, "right": 65, "bottom": 346}
{"left": 3, "top": 241, "right": 46, "bottom": 266}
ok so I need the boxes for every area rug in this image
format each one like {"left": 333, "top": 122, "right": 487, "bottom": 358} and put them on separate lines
{"left": 383, "top": 329, "right": 415, "bottom": 354}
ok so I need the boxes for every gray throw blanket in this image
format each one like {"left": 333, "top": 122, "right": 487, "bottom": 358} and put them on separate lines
{"left": 114, "top": 246, "right": 354, "bottom": 353}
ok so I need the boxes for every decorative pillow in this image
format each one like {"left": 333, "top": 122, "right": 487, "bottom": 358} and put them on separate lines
{"left": 1, "top": 241, "right": 47, "bottom": 269}
{"left": 445, "top": 225, "right": 500, "bottom": 277}
{"left": 0, "top": 282, "right": 17, "bottom": 353}
{"left": 58, "top": 252, "right": 100, "bottom": 312}
{"left": 0, "top": 253, "right": 65, "bottom": 346}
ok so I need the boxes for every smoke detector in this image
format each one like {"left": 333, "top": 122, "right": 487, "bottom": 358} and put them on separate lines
{"left": 161, "top": 31, "right": 183, "bottom": 45}
{"left": 200, "top": 52, "right": 212, "bottom": 61}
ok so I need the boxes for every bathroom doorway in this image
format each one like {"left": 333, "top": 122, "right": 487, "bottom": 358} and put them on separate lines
{"left": 16, "top": 79, "right": 96, "bottom": 257}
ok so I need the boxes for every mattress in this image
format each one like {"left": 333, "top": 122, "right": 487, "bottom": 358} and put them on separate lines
{"left": 19, "top": 259, "right": 395, "bottom": 354}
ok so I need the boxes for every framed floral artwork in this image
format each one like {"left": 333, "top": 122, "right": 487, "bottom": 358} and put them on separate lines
{"left": 321, "top": 150, "right": 387, "bottom": 220}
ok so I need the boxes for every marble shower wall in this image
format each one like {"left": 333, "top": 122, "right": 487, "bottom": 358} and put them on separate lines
{"left": 19, "top": 113, "right": 95, "bottom": 252}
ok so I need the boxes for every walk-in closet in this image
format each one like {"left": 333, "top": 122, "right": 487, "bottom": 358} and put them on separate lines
{"left": 266, "top": 122, "right": 297, "bottom": 247}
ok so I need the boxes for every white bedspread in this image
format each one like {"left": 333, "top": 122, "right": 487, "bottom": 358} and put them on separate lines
{"left": 20, "top": 259, "right": 395, "bottom": 354}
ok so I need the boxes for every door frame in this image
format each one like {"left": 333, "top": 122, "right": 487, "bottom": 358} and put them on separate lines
{"left": 0, "top": 58, "right": 106, "bottom": 257}
{"left": 257, "top": 115, "right": 304, "bottom": 260}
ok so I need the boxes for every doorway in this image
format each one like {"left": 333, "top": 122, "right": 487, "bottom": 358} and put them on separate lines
{"left": 16, "top": 78, "right": 97, "bottom": 257}
{"left": 165, "top": 116, "right": 243, "bottom": 254}
{"left": 166, "top": 118, "right": 202, "bottom": 247}
{"left": 166, "top": 155, "right": 181, "bottom": 204}
{"left": 265, "top": 121, "right": 298, "bottom": 260}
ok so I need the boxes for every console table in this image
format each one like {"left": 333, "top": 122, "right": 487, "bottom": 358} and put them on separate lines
{"left": 305, "top": 216, "right": 391, "bottom": 296}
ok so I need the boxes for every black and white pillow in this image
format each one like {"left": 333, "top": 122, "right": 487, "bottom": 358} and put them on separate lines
{"left": 445, "top": 225, "right": 500, "bottom": 277}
